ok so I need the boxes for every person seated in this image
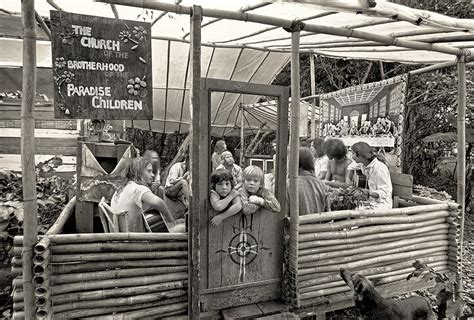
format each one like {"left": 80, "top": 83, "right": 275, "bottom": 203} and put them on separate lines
{"left": 351, "top": 142, "right": 392, "bottom": 209}
{"left": 289, "top": 147, "right": 329, "bottom": 216}
{"left": 311, "top": 138, "right": 328, "bottom": 180}
{"left": 211, "top": 139, "right": 227, "bottom": 172}
{"left": 215, "top": 151, "right": 243, "bottom": 190}
{"left": 324, "top": 139, "right": 353, "bottom": 187}
{"left": 239, "top": 165, "right": 280, "bottom": 215}
{"left": 143, "top": 149, "right": 164, "bottom": 198}
{"left": 209, "top": 169, "right": 242, "bottom": 227}
{"left": 164, "top": 152, "right": 191, "bottom": 208}
{"left": 111, "top": 157, "right": 184, "bottom": 233}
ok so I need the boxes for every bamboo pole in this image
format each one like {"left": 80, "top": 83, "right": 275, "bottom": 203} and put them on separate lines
{"left": 53, "top": 289, "right": 186, "bottom": 313}
{"left": 45, "top": 196, "right": 77, "bottom": 235}
{"left": 54, "top": 296, "right": 187, "bottom": 319}
{"left": 51, "top": 266, "right": 188, "bottom": 284}
{"left": 300, "top": 263, "right": 448, "bottom": 293}
{"left": 107, "top": 301, "right": 188, "bottom": 319}
{"left": 50, "top": 258, "right": 188, "bottom": 274}
{"left": 51, "top": 250, "right": 188, "bottom": 263}
{"left": 299, "top": 240, "right": 449, "bottom": 268}
{"left": 240, "top": 104, "right": 245, "bottom": 165}
{"left": 298, "top": 256, "right": 447, "bottom": 288}
{"left": 299, "top": 223, "right": 449, "bottom": 249}
{"left": 299, "top": 218, "right": 446, "bottom": 242}
{"left": 102, "top": 0, "right": 466, "bottom": 56}
{"left": 309, "top": 53, "right": 316, "bottom": 139}
{"left": 299, "top": 203, "right": 451, "bottom": 224}
{"left": 20, "top": 1, "right": 38, "bottom": 317}
{"left": 456, "top": 55, "right": 466, "bottom": 296}
{"left": 34, "top": 237, "right": 50, "bottom": 255}
{"left": 299, "top": 234, "right": 448, "bottom": 261}
{"left": 53, "top": 280, "right": 187, "bottom": 305}
{"left": 298, "top": 246, "right": 448, "bottom": 275}
{"left": 288, "top": 27, "right": 301, "bottom": 307}
{"left": 299, "top": 210, "right": 450, "bottom": 233}
{"left": 33, "top": 250, "right": 50, "bottom": 265}
{"left": 411, "top": 196, "right": 461, "bottom": 210}
{"left": 51, "top": 241, "right": 187, "bottom": 253}
{"left": 34, "top": 10, "right": 51, "bottom": 40}
{"left": 14, "top": 232, "right": 188, "bottom": 245}
{"left": 299, "top": 228, "right": 449, "bottom": 255}
{"left": 189, "top": 7, "right": 202, "bottom": 318}
{"left": 52, "top": 272, "right": 188, "bottom": 296}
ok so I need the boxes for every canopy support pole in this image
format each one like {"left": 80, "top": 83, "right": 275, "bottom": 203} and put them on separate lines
{"left": 240, "top": 104, "right": 245, "bottom": 166}
{"left": 21, "top": 1, "right": 38, "bottom": 319}
{"left": 310, "top": 54, "right": 316, "bottom": 139}
{"left": 288, "top": 27, "right": 301, "bottom": 307}
{"left": 189, "top": 5, "right": 202, "bottom": 319}
{"left": 456, "top": 55, "right": 466, "bottom": 295}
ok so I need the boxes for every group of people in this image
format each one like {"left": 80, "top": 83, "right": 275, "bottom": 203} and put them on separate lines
{"left": 209, "top": 139, "right": 280, "bottom": 227}
{"left": 299, "top": 137, "right": 393, "bottom": 213}
{"left": 109, "top": 137, "right": 392, "bottom": 233}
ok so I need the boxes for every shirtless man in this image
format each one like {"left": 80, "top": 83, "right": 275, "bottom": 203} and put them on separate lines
{"left": 324, "top": 139, "right": 353, "bottom": 187}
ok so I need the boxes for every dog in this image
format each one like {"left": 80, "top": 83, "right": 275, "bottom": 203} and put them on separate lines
{"left": 340, "top": 268, "right": 434, "bottom": 320}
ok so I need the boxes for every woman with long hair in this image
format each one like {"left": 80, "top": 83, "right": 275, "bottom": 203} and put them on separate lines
{"left": 112, "top": 157, "right": 184, "bottom": 232}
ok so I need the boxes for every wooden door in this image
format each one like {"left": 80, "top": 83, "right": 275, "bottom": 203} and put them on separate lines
{"left": 198, "top": 79, "right": 289, "bottom": 312}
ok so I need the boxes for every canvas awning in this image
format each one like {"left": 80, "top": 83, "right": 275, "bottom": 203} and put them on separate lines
{"left": 1, "top": 0, "right": 473, "bottom": 135}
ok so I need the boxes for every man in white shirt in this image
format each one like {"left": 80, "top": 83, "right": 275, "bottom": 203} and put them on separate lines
{"left": 351, "top": 142, "right": 392, "bottom": 209}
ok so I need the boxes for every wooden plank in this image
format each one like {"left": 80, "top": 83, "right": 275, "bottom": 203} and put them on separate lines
{"left": 257, "top": 312, "right": 298, "bottom": 320}
{"left": 0, "top": 128, "right": 78, "bottom": 138}
{"left": 256, "top": 300, "right": 290, "bottom": 314}
{"left": 190, "top": 6, "right": 203, "bottom": 319}
{"left": 0, "top": 137, "right": 77, "bottom": 155}
{"left": 222, "top": 303, "right": 263, "bottom": 320}
{"left": 0, "top": 12, "right": 49, "bottom": 40}
{"left": 201, "top": 281, "right": 281, "bottom": 312}
{"left": 390, "top": 172, "right": 413, "bottom": 199}
{"left": 0, "top": 119, "right": 77, "bottom": 130}
{"left": 1, "top": 104, "right": 55, "bottom": 120}
{"left": 50, "top": 11, "right": 153, "bottom": 120}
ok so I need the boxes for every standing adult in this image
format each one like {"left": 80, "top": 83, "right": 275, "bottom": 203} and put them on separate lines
{"left": 215, "top": 151, "right": 243, "bottom": 190}
{"left": 288, "top": 147, "right": 329, "bottom": 216}
{"left": 211, "top": 139, "right": 227, "bottom": 172}
{"left": 111, "top": 157, "right": 184, "bottom": 232}
{"left": 351, "top": 142, "right": 392, "bottom": 209}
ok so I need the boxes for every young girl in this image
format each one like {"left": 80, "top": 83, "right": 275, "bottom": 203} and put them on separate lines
{"left": 239, "top": 165, "right": 281, "bottom": 215}
{"left": 211, "top": 139, "right": 227, "bottom": 172}
{"left": 210, "top": 169, "right": 242, "bottom": 227}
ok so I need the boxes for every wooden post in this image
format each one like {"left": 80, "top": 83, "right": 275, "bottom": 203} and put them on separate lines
{"left": 240, "top": 104, "right": 245, "bottom": 166}
{"left": 21, "top": 0, "right": 38, "bottom": 318}
{"left": 189, "top": 5, "right": 202, "bottom": 319}
{"left": 288, "top": 28, "right": 301, "bottom": 306}
{"left": 456, "top": 55, "right": 466, "bottom": 293}
{"left": 310, "top": 54, "right": 316, "bottom": 139}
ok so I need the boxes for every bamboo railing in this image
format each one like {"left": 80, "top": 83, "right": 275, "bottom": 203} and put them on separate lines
{"left": 285, "top": 198, "right": 461, "bottom": 308}
{"left": 11, "top": 232, "right": 188, "bottom": 319}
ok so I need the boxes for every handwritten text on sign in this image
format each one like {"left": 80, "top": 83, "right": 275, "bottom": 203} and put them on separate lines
{"left": 50, "top": 11, "right": 153, "bottom": 120}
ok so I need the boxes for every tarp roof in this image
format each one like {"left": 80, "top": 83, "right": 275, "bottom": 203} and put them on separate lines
{"left": 1, "top": 0, "right": 473, "bottom": 135}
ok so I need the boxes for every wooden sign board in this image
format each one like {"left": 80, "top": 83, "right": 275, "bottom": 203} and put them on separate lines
{"left": 50, "top": 11, "right": 153, "bottom": 120}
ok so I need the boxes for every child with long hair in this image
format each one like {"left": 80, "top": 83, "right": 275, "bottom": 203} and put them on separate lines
{"left": 209, "top": 169, "right": 242, "bottom": 227}
{"left": 324, "top": 138, "right": 353, "bottom": 185}
{"left": 239, "top": 165, "right": 280, "bottom": 215}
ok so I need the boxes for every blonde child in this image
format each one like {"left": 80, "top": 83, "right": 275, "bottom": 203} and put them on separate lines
{"left": 210, "top": 169, "right": 242, "bottom": 227}
{"left": 239, "top": 165, "right": 280, "bottom": 215}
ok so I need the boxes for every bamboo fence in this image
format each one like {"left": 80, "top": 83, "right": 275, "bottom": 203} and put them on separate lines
{"left": 11, "top": 232, "right": 189, "bottom": 319}
{"left": 285, "top": 196, "right": 461, "bottom": 308}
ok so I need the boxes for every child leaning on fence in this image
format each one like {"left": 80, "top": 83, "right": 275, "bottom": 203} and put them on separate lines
{"left": 209, "top": 169, "right": 242, "bottom": 227}
{"left": 239, "top": 165, "right": 281, "bottom": 215}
